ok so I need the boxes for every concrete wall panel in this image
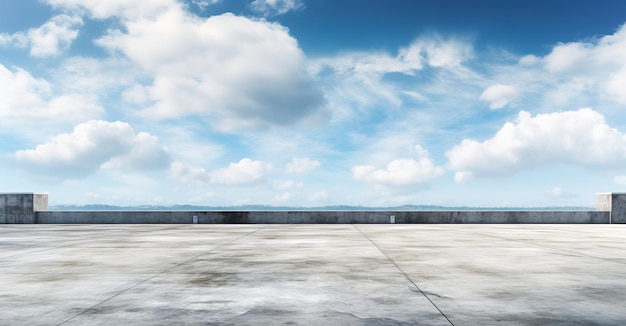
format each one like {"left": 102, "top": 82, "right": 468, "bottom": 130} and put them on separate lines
{"left": 0, "top": 193, "right": 47, "bottom": 224}
{"left": 610, "top": 193, "right": 626, "bottom": 224}
{"left": 35, "top": 210, "right": 610, "bottom": 224}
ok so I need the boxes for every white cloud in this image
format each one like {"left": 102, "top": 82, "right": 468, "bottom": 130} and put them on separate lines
{"left": 44, "top": 0, "right": 176, "bottom": 20}
{"left": 55, "top": 57, "right": 141, "bottom": 95}
{"left": 102, "top": 132, "right": 171, "bottom": 170}
{"left": 277, "top": 181, "right": 304, "bottom": 190}
{"left": 606, "top": 68, "right": 626, "bottom": 103}
{"left": 544, "top": 42, "right": 590, "bottom": 73}
{"left": 519, "top": 54, "right": 541, "bottom": 66}
{"left": 402, "top": 36, "right": 473, "bottom": 68}
{"left": 0, "top": 30, "right": 28, "bottom": 48}
{"left": 169, "top": 161, "right": 210, "bottom": 185}
{"left": 0, "top": 64, "right": 103, "bottom": 130}
{"left": 479, "top": 84, "right": 520, "bottom": 109}
{"left": 286, "top": 157, "right": 320, "bottom": 173}
{"left": 209, "top": 158, "right": 272, "bottom": 185}
{"left": 250, "top": 0, "right": 304, "bottom": 16}
{"left": 0, "top": 14, "right": 83, "bottom": 57}
{"left": 312, "top": 36, "right": 473, "bottom": 77}
{"left": 28, "top": 14, "right": 83, "bottom": 57}
{"left": 172, "top": 158, "right": 272, "bottom": 185}
{"left": 14, "top": 120, "right": 171, "bottom": 178}
{"left": 96, "top": 10, "right": 326, "bottom": 131}
{"left": 353, "top": 145, "right": 444, "bottom": 186}
{"left": 447, "top": 109, "right": 626, "bottom": 182}
{"left": 192, "top": 0, "right": 220, "bottom": 11}
{"left": 309, "top": 35, "right": 475, "bottom": 122}
{"left": 537, "top": 23, "right": 626, "bottom": 103}
{"left": 273, "top": 191, "right": 293, "bottom": 203}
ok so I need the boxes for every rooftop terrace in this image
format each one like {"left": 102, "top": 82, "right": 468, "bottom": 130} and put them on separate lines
{"left": 1, "top": 224, "right": 625, "bottom": 325}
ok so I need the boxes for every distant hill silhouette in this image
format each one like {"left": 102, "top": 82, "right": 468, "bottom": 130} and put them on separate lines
{"left": 49, "top": 204, "right": 594, "bottom": 211}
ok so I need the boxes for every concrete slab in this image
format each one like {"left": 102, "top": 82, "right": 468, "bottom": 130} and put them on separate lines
{"left": 1, "top": 224, "right": 625, "bottom": 325}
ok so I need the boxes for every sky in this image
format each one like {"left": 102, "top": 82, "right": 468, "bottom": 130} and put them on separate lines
{"left": 2, "top": 0, "right": 626, "bottom": 207}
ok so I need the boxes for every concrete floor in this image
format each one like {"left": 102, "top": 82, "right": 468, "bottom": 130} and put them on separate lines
{"left": 1, "top": 225, "right": 625, "bottom": 325}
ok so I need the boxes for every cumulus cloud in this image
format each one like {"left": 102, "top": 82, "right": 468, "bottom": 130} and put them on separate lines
{"left": 519, "top": 54, "right": 541, "bottom": 66}
{"left": 0, "top": 64, "right": 103, "bottom": 129}
{"left": 402, "top": 36, "right": 473, "bottom": 68}
{"left": 250, "top": 0, "right": 304, "bottom": 16}
{"left": 0, "top": 14, "right": 83, "bottom": 57}
{"left": 606, "top": 68, "right": 626, "bottom": 103}
{"left": 544, "top": 42, "right": 590, "bottom": 73}
{"left": 537, "top": 23, "right": 626, "bottom": 103}
{"left": 14, "top": 120, "right": 171, "bottom": 178}
{"left": 353, "top": 145, "right": 444, "bottom": 186}
{"left": 169, "top": 161, "right": 210, "bottom": 184}
{"left": 273, "top": 191, "right": 294, "bottom": 203}
{"left": 95, "top": 9, "right": 326, "bottom": 131}
{"left": 28, "top": 14, "right": 83, "bottom": 57}
{"left": 171, "top": 158, "right": 272, "bottom": 185}
{"left": 479, "top": 84, "right": 520, "bottom": 109}
{"left": 209, "top": 158, "right": 272, "bottom": 185}
{"left": 447, "top": 109, "right": 626, "bottom": 182}
{"left": 286, "top": 157, "right": 320, "bottom": 173}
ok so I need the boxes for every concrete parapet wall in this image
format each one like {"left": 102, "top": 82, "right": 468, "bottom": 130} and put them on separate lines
{"left": 35, "top": 210, "right": 609, "bottom": 224}
{"left": 596, "top": 193, "right": 626, "bottom": 223}
{"left": 1, "top": 192, "right": 620, "bottom": 224}
{"left": 0, "top": 193, "right": 48, "bottom": 224}
{"left": 597, "top": 193, "right": 612, "bottom": 211}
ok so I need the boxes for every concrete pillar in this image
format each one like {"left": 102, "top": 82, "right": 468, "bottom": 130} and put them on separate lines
{"left": 0, "top": 193, "right": 48, "bottom": 224}
{"left": 596, "top": 193, "right": 626, "bottom": 224}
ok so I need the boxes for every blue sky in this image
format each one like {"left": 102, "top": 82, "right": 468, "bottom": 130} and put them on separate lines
{"left": 2, "top": 0, "right": 626, "bottom": 207}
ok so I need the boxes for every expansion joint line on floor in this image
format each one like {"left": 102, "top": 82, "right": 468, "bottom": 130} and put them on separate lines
{"left": 466, "top": 230, "right": 626, "bottom": 266}
{"left": 0, "top": 235, "right": 126, "bottom": 261}
{"left": 352, "top": 225, "right": 455, "bottom": 326}
{"left": 56, "top": 226, "right": 266, "bottom": 326}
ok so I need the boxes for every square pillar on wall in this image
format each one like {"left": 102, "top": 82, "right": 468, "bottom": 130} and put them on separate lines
{"left": 597, "top": 193, "right": 626, "bottom": 224}
{"left": 0, "top": 193, "right": 48, "bottom": 224}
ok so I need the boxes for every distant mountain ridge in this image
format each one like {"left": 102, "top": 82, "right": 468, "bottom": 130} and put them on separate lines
{"left": 49, "top": 204, "right": 595, "bottom": 211}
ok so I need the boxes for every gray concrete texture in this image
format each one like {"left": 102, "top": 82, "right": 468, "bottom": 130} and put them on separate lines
{"left": 597, "top": 193, "right": 626, "bottom": 224}
{"left": 0, "top": 193, "right": 48, "bottom": 224}
{"left": 35, "top": 210, "right": 610, "bottom": 224}
{"left": 2, "top": 193, "right": 626, "bottom": 224}
{"left": 1, "top": 224, "right": 626, "bottom": 325}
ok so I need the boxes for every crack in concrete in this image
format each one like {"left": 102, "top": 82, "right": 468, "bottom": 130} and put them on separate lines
{"left": 55, "top": 226, "right": 266, "bottom": 326}
{"left": 352, "top": 224, "right": 455, "bottom": 326}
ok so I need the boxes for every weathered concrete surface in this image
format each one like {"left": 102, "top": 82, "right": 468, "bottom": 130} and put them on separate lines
{"left": 597, "top": 193, "right": 626, "bottom": 224}
{"left": 35, "top": 210, "right": 610, "bottom": 224}
{"left": 1, "top": 225, "right": 626, "bottom": 325}
{"left": 0, "top": 193, "right": 48, "bottom": 224}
